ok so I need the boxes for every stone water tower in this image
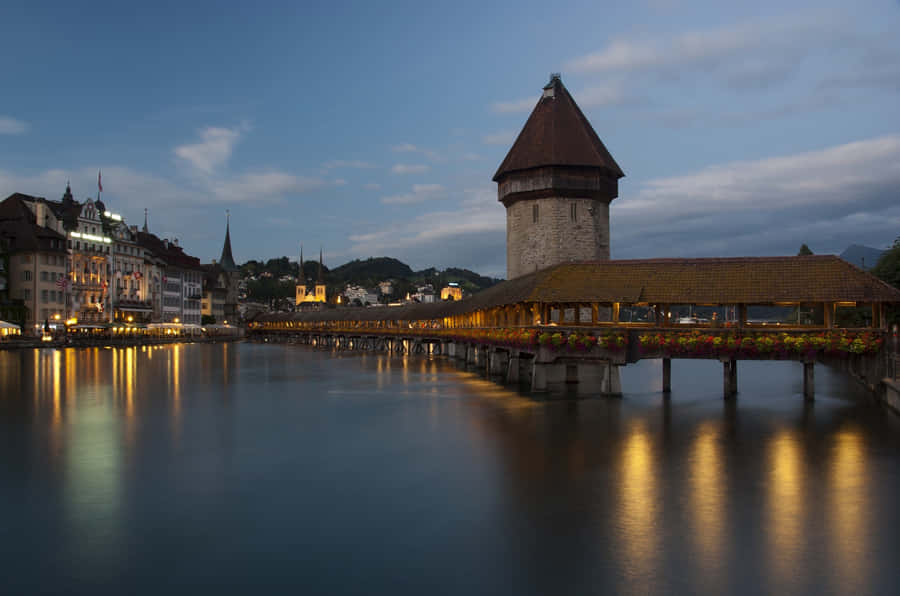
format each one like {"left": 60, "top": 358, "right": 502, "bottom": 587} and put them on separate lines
{"left": 494, "top": 74, "right": 624, "bottom": 279}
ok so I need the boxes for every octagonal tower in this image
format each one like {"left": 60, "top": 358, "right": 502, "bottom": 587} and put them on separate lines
{"left": 494, "top": 74, "right": 624, "bottom": 279}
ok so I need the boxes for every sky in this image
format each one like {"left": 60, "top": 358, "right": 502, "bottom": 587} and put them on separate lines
{"left": 1, "top": 0, "right": 899, "bottom": 278}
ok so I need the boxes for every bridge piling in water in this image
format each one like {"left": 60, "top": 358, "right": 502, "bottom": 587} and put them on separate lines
{"left": 803, "top": 361, "right": 815, "bottom": 401}
{"left": 662, "top": 358, "right": 671, "bottom": 393}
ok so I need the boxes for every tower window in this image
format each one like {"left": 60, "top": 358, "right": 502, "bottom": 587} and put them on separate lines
{"left": 570, "top": 203, "right": 577, "bottom": 221}
{"left": 532, "top": 204, "right": 539, "bottom": 224}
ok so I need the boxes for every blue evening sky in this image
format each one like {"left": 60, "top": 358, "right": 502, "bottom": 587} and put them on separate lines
{"left": 2, "top": 0, "right": 899, "bottom": 276}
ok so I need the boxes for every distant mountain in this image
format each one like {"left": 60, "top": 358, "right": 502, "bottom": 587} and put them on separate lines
{"left": 840, "top": 244, "right": 884, "bottom": 270}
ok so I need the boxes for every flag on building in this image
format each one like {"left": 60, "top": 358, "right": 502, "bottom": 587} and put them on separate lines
{"left": 56, "top": 277, "right": 68, "bottom": 290}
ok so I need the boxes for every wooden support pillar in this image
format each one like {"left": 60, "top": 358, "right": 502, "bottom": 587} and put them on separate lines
{"left": 738, "top": 304, "right": 747, "bottom": 329}
{"left": 803, "top": 361, "right": 815, "bottom": 401}
{"left": 662, "top": 358, "right": 671, "bottom": 393}
{"left": 824, "top": 302, "right": 834, "bottom": 329}
{"left": 612, "top": 302, "right": 620, "bottom": 324}
{"left": 723, "top": 359, "right": 737, "bottom": 399}
{"left": 591, "top": 303, "right": 599, "bottom": 324}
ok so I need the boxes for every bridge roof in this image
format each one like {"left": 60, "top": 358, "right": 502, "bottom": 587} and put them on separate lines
{"left": 492, "top": 75, "right": 624, "bottom": 182}
{"left": 255, "top": 255, "right": 900, "bottom": 323}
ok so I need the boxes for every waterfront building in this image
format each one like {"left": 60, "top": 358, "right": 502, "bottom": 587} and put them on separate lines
{"left": 0, "top": 194, "right": 69, "bottom": 332}
{"left": 136, "top": 232, "right": 203, "bottom": 325}
{"left": 495, "top": 74, "right": 624, "bottom": 279}
{"left": 108, "top": 218, "right": 152, "bottom": 323}
{"left": 201, "top": 264, "right": 228, "bottom": 323}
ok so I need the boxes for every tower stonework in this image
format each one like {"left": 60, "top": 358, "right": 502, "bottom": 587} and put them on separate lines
{"left": 494, "top": 74, "right": 624, "bottom": 279}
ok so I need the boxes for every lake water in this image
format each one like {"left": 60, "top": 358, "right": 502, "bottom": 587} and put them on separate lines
{"left": 1, "top": 342, "right": 899, "bottom": 595}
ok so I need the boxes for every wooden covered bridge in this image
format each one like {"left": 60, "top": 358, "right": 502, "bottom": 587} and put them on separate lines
{"left": 249, "top": 255, "right": 900, "bottom": 400}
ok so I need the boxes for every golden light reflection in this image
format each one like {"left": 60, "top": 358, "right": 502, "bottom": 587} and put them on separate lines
{"left": 829, "top": 429, "right": 870, "bottom": 594}
{"left": 689, "top": 422, "right": 725, "bottom": 589}
{"left": 52, "top": 349, "right": 61, "bottom": 425}
{"left": 172, "top": 344, "right": 181, "bottom": 423}
{"left": 619, "top": 422, "right": 659, "bottom": 587}
{"left": 767, "top": 431, "right": 804, "bottom": 591}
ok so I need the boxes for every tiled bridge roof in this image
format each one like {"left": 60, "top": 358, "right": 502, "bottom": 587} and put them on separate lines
{"left": 254, "top": 256, "right": 900, "bottom": 323}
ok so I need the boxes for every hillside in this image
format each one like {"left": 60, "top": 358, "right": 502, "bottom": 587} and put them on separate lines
{"left": 239, "top": 255, "right": 502, "bottom": 303}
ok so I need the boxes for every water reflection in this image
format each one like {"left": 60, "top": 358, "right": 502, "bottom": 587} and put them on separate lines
{"left": 618, "top": 421, "right": 659, "bottom": 590}
{"left": 689, "top": 421, "right": 726, "bottom": 590}
{"left": 767, "top": 431, "right": 805, "bottom": 593}
{"left": 0, "top": 346, "right": 899, "bottom": 595}
{"left": 829, "top": 428, "right": 869, "bottom": 594}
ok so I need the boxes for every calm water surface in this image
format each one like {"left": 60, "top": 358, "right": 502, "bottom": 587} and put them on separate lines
{"left": 1, "top": 342, "right": 899, "bottom": 595}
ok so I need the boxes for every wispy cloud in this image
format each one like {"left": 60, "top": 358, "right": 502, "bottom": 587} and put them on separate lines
{"left": 333, "top": 178, "right": 347, "bottom": 186}
{"left": 491, "top": 97, "right": 536, "bottom": 114}
{"left": 612, "top": 134, "right": 900, "bottom": 257}
{"left": 174, "top": 125, "right": 247, "bottom": 174}
{"left": 381, "top": 183, "right": 444, "bottom": 205}
{"left": 0, "top": 116, "right": 28, "bottom": 135}
{"left": 482, "top": 130, "right": 516, "bottom": 146}
{"left": 322, "top": 159, "right": 374, "bottom": 170}
{"left": 391, "top": 163, "right": 430, "bottom": 174}
{"left": 349, "top": 189, "right": 506, "bottom": 274}
{"left": 363, "top": 182, "right": 381, "bottom": 190}
{"left": 392, "top": 143, "right": 418, "bottom": 152}
{"left": 210, "top": 171, "right": 323, "bottom": 203}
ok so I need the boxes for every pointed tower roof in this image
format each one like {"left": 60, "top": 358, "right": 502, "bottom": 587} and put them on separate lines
{"left": 219, "top": 211, "right": 237, "bottom": 272}
{"left": 493, "top": 74, "right": 624, "bottom": 182}
{"left": 317, "top": 248, "right": 324, "bottom": 283}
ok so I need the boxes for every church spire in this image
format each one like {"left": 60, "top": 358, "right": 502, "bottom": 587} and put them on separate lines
{"left": 219, "top": 210, "right": 237, "bottom": 271}
{"left": 317, "top": 248, "right": 324, "bottom": 283}
{"left": 299, "top": 244, "right": 305, "bottom": 281}
{"left": 143, "top": 208, "right": 149, "bottom": 233}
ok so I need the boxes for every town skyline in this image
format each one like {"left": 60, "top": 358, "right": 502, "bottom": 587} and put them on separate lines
{"left": 2, "top": 0, "right": 899, "bottom": 277}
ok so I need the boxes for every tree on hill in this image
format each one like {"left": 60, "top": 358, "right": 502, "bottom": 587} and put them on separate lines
{"left": 797, "top": 244, "right": 813, "bottom": 256}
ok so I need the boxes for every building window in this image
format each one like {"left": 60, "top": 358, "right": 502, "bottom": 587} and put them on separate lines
{"left": 532, "top": 204, "right": 539, "bottom": 224}
{"left": 40, "top": 271, "right": 48, "bottom": 282}
{"left": 23, "top": 270, "right": 32, "bottom": 281}
{"left": 570, "top": 202, "right": 577, "bottom": 222}
{"left": 22, "top": 289, "right": 31, "bottom": 300}
{"left": 21, "top": 254, "right": 32, "bottom": 264}
{"left": 41, "top": 290, "right": 48, "bottom": 303}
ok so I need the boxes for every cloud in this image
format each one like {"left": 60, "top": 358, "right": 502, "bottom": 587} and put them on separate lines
{"left": 0, "top": 116, "right": 28, "bottom": 135}
{"left": 566, "top": 19, "right": 826, "bottom": 75}
{"left": 363, "top": 182, "right": 381, "bottom": 190}
{"left": 482, "top": 130, "right": 516, "bottom": 146}
{"left": 391, "top": 163, "right": 430, "bottom": 174}
{"left": 611, "top": 134, "right": 900, "bottom": 258}
{"left": 174, "top": 125, "right": 245, "bottom": 174}
{"left": 210, "top": 171, "right": 323, "bottom": 203}
{"left": 391, "top": 143, "right": 442, "bottom": 161}
{"left": 333, "top": 178, "right": 347, "bottom": 186}
{"left": 349, "top": 190, "right": 506, "bottom": 274}
{"left": 491, "top": 97, "right": 536, "bottom": 114}
{"left": 322, "top": 159, "right": 374, "bottom": 170}
{"left": 562, "top": 14, "right": 898, "bottom": 107}
{"left": 381, "top": 183, "right": 444, "bottom": 205}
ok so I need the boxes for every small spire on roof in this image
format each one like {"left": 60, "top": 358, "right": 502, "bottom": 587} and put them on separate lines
{"left": 143, "top": 208, "right": 149, "bottom": 232}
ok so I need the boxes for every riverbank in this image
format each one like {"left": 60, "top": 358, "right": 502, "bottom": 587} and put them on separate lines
{"left": 0, "top": 334, "right": 244, "bottom": 350}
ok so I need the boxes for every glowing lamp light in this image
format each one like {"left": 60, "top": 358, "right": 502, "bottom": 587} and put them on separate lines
{"left": 127, "top": 316, "right": 133, "bottom": 322}
{"left": 173, "top": 318, "right": 180, "bottom": 324}
{"left": 53, "top": 314, "right": 61, "bottom": 320}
